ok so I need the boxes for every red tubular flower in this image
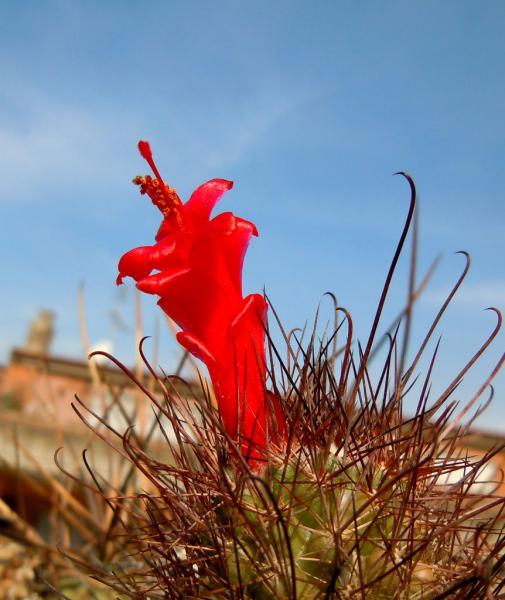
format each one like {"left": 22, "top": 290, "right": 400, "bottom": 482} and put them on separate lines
{"left": 117, "top": 141, "right": 284, "bottom": 461}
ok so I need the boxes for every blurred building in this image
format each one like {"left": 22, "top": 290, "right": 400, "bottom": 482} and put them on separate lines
{"left": 0, "top": 310, "right": 168, "bottom": 425}
{"left": 0, "top": 310, "right": 195, "bottom": 532}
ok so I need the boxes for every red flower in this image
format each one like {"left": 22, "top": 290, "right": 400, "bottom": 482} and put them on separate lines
{"left": 117, "top": 141, "right": 283, "bottom": 460}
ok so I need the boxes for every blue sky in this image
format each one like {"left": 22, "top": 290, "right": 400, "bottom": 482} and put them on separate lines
{"left": 1, "top": 1, "right": 504, "bottom": 431}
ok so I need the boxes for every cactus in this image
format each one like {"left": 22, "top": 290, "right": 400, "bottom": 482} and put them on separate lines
{"left": 59, "top": 156, "right": 505, "bottom": 598}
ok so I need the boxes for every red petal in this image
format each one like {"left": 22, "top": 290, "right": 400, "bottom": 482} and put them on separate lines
{"left": 176, "top": 331, "right": 217, "bottom": 368}
{"left": 156, "top": 268, "right": 239, "bottom": 343}
{"left": 117, "top": 246, "right": 156, "bottom": 283}
{"left": 209, "top": 212, "right": 258, "bottom": 237}
{"left": 136, "top": 267, "right": 191, "bottom": 296}
{"left": 189, "top": 213, "right": 257, "bottom": 297}
{"left": 231, "top": 293, "right": 268, "bottom": 333}
{"left": 228, "top": 294, "right": 269, "bottom": 452}
{"left": 221, "top": 217, "right": 258, "bottom": 296}
{"left": 149, "top": 238, "right": 187, "bottom": 270}
{"left": 155, "top": 216, "right": 183, "bottom": 242}
{"left": 184, "top": 179, "right": 233, "bottom": 225}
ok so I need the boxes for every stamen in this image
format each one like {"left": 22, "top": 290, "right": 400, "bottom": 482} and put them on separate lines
{"left": 136, "top": 140, "right": 183, "bottom": 225}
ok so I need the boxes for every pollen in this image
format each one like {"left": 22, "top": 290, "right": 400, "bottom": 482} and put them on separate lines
{"left": 133, "top": 175, "right": 183, "bottom": 224}
{"left": 135, "top": 140, "right": 184, "bottom": 226}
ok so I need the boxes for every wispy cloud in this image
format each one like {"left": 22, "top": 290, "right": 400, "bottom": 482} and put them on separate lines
{"left": 0, "top": 90, "right": 145, "bottom": 203}
{"left": 0, "top": 81, "right": 315, "bottom": 205}
{"left": 422, "top": 281, "right": 505, "bottom": 308}
{"left": 199, "top": 88, "right": 316, "bottom": 171}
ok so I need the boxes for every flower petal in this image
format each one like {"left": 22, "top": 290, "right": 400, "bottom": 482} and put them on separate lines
{"left": 155, "top": 217, "right": 182, "bottom": 242}
{"left": 231, "top": 293, "right": 268, "bottom": 334}
{"left": 156, "top": 268, "right": 239, "bottom": 343}
{"left": 176, "top": 331, "right": 217, "bottom": 369}
{"left": 117, "top": 246, "right": 156, "bottom": 284}
{"left": 190, "top": 213, "right": 258, "bottom": 296}
{"left": 184, "top": 179, "right": 233, "bottom": 225}
{"left": 229, "top": 294, "right": 269, "bottom": 452}
{"left": 136, "top": 267, "right": 191, "bottom": 296}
